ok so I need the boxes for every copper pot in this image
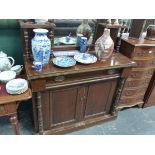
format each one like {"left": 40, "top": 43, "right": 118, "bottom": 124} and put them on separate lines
{"left": 145, "top": 25, "right": 155, "bottom": 40}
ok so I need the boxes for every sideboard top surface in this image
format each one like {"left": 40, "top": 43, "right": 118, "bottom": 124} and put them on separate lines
{"left": 25, "top": 52, "right": 135, "bottom": 80}
{"left": 122, "top": 37, "right": 155, "bottom": 47}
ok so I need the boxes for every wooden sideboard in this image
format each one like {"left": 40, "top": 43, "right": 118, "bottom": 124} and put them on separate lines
{"left": 118, "top": 38, "right": 155, "bottom": 109}
{"left": 24, "top": 52, "right": 135, "bottom": 134}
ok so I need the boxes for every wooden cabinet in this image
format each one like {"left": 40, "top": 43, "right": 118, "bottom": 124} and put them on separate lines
{"left": 118, "top": 38, "right": 155, "bottom": 109}
{"left": 24, "top": 53, "right": 135, "bottom": 134}
{"left": 39, "top": 78, "right": 118, "bottom": 132}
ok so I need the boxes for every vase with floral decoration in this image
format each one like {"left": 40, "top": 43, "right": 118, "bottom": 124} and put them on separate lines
{"left": 95, "top": 28, "right": 114, "bottom": 61}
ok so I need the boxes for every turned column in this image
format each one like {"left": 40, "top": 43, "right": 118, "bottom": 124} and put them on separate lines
{"left": 36, "top": 92, "right": 44, "bottom": 135}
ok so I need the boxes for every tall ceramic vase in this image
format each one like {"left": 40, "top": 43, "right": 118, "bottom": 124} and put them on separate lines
{"left": 95, "top": 28, "right": 114, "bottom": 61}
{"left": 31, "top": 29, "right": 51, "bottom": 65}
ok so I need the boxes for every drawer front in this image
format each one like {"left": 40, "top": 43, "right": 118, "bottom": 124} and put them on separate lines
{"left": 121, "top": 86, "right": 148, "bottom": 97}
{"left": 124, "top": 77, "right": 151, "bottom": 88}
{"left": 0, "top": 105, "right": 6, "bottom": 116}
{"left": 0, "top": 103, "right": 16, "bottom": 116}
{"left": 119, "top": 95, "right": 144, "bottom": 106}
{"left": 134, "top": 47, "right": 155, "bottom": 58}
{"left": 46, "top": 69, "right": 121, "bottom": 87}
{"left": 128, "top": 68, "right": 154, "bottom": 79}
{"left": 133, "top": 58, "right": 155, "bottom": 68}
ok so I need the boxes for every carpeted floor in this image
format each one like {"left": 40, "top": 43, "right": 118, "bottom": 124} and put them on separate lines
{"left": 0, "top": 105, "right": 155, "bottom": 135}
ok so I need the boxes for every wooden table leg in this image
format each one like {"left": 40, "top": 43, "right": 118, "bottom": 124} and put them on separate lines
{"left": 10, "top": 113, "right": 20, "bottom": 135}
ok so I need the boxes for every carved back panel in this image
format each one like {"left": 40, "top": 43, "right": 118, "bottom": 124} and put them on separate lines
{"left": 19, "top": 19, "right": 55, "bottom": 61}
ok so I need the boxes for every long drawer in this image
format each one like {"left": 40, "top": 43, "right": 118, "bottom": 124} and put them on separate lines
{"left": 45, "top": 69, "right": 121, "bottom": 87}
{"left": 133, "top": 47, "right": 155, "bottom": 58}
{"left": 124, "top": 77, "right": 152, "bottom": 88}
{"left": 133, "top": 58, "right": 155, "bottom": 68}
{"left": 121, "top": 85, "right": 148, "bottom": 97}
{"left": 119, "top": 95, "right": 144, "bottom": 106}
{"left": 128, "top": 68, "right": 154, "bottom": 79}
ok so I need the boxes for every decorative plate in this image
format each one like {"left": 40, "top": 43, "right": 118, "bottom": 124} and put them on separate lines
{"left": 59, "top": 37, "right": 76, "bottom": 45}
{"left": 53, "top": 50, "right": 80, "bottom": 57}
{"left": 6, "top": 79, "right": 28, "bottom": 94}
{"left": 74, "top": 53, "right": 97, "bottom": 64}
{"left": 53, "top": 56, "right": 76, "bottom": 68}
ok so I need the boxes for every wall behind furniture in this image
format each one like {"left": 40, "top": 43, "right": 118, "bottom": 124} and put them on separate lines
{"left": 0, "top": 19, "right": 32, "bottom": 111}
{"left": 0, "top": 19, "right": 23, "bottom": 65}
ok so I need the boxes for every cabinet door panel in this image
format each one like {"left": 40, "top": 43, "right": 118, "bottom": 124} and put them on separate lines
{"left": 84, "top": 79, "right": 118, "bottom": 118}
{"left": 50, "top": 87, "right": 79, "bottom": 126}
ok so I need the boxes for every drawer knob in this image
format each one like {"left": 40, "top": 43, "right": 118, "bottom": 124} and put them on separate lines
{"left": 107, "top": 69, "right": 116, "bottom": 75}
{"left": 54, "top": 75, "right": 65, "bottom": 82}
{"left": 149, "top": 50, "right": 152, "bottom": 54}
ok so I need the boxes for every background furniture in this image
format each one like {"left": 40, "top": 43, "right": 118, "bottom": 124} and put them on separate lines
{"left": 129, "top": 19, "right": 147, "bottom": 39}
{"left": 118, "top": 38, "right": 155, "bottom": 109}
{"left": 0, "top": 84, "right": 32, "bottom": 135}
{"left": 144, "top": 71, "right": 155, "bottom": 107}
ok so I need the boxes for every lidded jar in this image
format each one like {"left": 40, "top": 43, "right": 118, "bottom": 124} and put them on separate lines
{"left": 95, "top": 28, "right": 114, "bottom": 61}
{"left": 31, "top": 29, "right": 51, "bottom": 65}
{"left": 145, "top": 25, "right": 155, "bottom": 40}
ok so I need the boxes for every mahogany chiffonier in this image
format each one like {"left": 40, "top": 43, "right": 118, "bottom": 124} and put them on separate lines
{"left": 118, "top": 38, "right": 155, "bottom": 109}
{"left": 19, "top": 20, "right": 135, "bottom": 134}
{"left": 24, "top": 53, "right": 135, "bottom": 134}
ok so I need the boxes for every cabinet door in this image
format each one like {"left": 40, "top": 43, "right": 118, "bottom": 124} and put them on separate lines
{"left": 42, "top": 86, "right": 83, "bottom": 130}
{"left": 84, "top": 79, "right": 118, "bottom": 119}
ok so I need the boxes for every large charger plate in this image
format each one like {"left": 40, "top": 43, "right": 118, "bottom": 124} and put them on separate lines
{"left": 74, "top": 53, "right": 97, "bottom": 64}
{"left": 53, "top": 56, "right": 76, "bottom": 68}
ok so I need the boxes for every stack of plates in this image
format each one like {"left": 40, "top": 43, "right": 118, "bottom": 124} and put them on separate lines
{"left": 6, "top": 79, "right": 28, "bottom": 94}
{"left": 0, "top": 71, "right": 16, "bottom": 83}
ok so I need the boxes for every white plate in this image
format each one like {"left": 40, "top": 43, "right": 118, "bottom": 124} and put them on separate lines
{"left": 74, "top": 53, "right": 97, "bottom": 64}
{"left": 59, "top": 37, "right": 76, "bottom": 45}
{"left": 6, "top": 79, "right": 28, "bottom": 94}
{"left": 0, "top": 71, "right": 16, "bottom": 83}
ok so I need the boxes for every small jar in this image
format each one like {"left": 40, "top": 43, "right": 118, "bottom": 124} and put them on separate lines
{"left": 145, "top": 25, "right": 155, "bottom": 40}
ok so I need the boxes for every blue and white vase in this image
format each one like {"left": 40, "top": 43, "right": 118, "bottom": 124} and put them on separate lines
{"left": 31, "top": 29, "right": 51, "bottom": 65}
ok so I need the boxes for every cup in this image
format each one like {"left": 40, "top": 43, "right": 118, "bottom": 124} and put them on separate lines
{"left": 10, "top": 65, "right": 23, "bottom": 75}
{"left": 32, "top": 61, "right": 42, "bottom": 72}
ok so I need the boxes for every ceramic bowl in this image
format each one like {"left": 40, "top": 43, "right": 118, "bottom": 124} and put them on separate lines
{"left": 10, "top": 65, "right": 23, "bottom": 75}
{"left": 0, "top": 71, "right": 16, "bottom": 83}
{"left": 6, "top": 79, "right": 28, "bottom": 94}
